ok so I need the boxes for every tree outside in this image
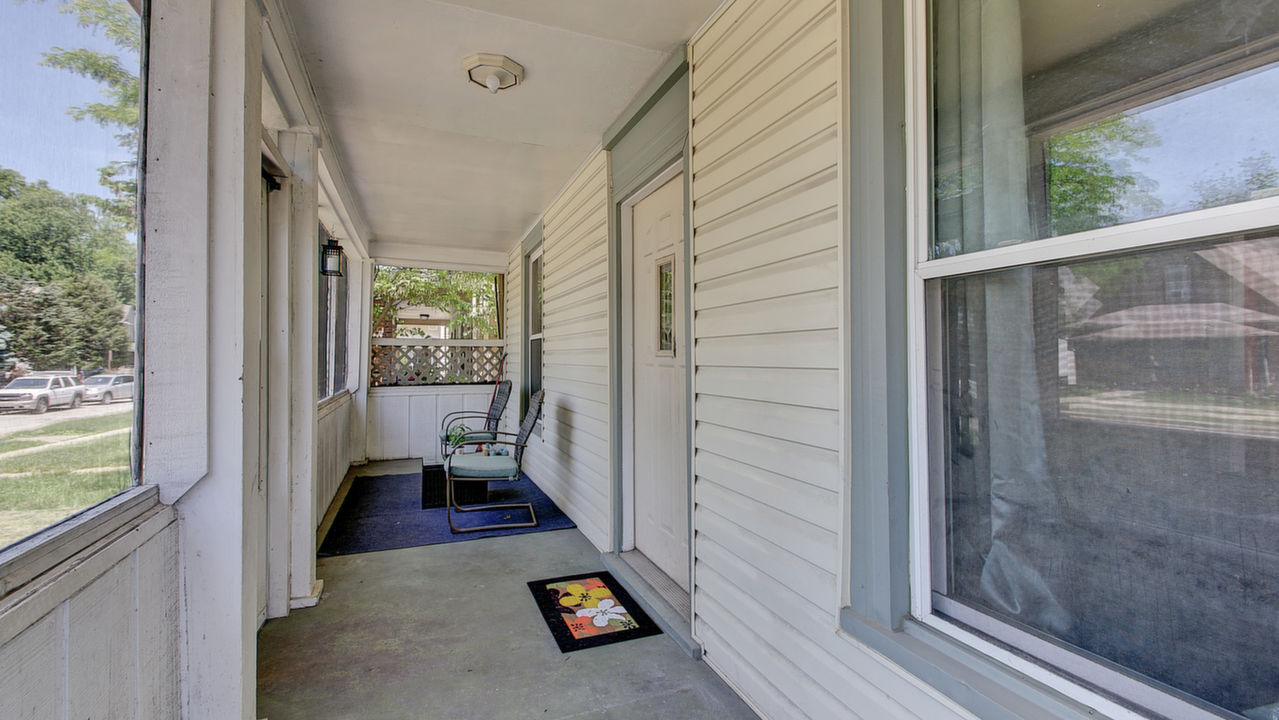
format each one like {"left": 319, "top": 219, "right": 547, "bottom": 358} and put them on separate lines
{"left": 0, "top": 0, "right": 140, "bottom": 546}
{"left": 0, "top": 0, "right": 138, "bottom": 375}
{"left": 372, "top": 266, "right": 501, "bottom": 340}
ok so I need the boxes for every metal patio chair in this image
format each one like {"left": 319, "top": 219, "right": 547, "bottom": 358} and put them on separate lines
{"left": 444, "top": 389, "right": 544, "bottom": 533}
{"left": 439, "top": 379, "right": 512, "bottom": 457}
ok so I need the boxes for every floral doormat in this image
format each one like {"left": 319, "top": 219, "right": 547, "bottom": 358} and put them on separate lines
{"left": 526, "top": 571, "right": 662, "bottom": 653}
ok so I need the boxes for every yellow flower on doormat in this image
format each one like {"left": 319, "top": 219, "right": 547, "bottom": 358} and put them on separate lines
{"left": 556, "top": 580, "right": 612, "bottom": 609}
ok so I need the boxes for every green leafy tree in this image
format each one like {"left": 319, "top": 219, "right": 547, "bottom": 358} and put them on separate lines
{"left": 1045, "top": 114, "right": 1162, "bottom": 235}
{"left": 372, "top": 267, "right": 500, "bottom": 339}
{"left": 0, "top": 275, "right": 128, "bottom": 369}
{"left": 0, "top": 166, "right": 133, "bottom": 302}
{"left": 37, "top": 0, "right": 141, "bottom": 230}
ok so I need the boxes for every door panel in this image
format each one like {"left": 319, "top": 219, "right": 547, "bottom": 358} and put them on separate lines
{"left": 632, "top": 172, "right": 688, "bottom": 590}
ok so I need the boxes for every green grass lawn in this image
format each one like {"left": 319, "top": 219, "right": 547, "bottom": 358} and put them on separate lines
{"left": 0, "top": 433, "right": 130, "bottom": 474}
{"left": 0, "top": 413, "right": 133, "bottom": 548}
{"left": 0, "top": 469, "right": 129, "bottom": 512}
{"left": 0, "top": 438, "right": 44, "bottom": 454}
{"left": 4, "top": 411, "right": 131, "bottom": 440}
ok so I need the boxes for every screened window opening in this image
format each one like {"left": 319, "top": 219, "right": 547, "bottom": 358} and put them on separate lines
{"left": 0, "top": 0, "right": 142, "bottom": 550}
{"left": 922, "top": 1, "right": 1279, "bottom": 718}
{"left": 317, "top": 226, "right": 348, "bottom": 399}
{"left": 527, "top": 248, "right": 543, "bottom": 427}
{"left": 368, "top": 265, "right": 504, "bottom": 387}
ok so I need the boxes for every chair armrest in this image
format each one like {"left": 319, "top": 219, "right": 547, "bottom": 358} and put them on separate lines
{"left": 441, "top": 411, "right": 491, "bottom": 429}
{"left": 452, "top": 439, "right": 528, "bottom": 450}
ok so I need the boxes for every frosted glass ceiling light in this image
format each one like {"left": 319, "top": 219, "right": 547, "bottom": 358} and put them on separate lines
{"left": 462, "top": 53, "right": 523, "bottom": 94}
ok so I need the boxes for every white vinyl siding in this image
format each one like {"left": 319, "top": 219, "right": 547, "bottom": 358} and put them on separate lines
{"left": 504, "top": 241, "right": 523, "bottom": 433}
{"left": 522, "top": 150, "right": 613, "bottom": 551}
{"left": 689, "top": 1, "right": 971, "bottom": 718}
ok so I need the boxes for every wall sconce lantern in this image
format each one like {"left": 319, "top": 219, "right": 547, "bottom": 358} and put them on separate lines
{"left": 462, "top": 53, "right": 524, "bottom": 94}
{"left": 320, "top": 236, "right": 344, "bottom": 277}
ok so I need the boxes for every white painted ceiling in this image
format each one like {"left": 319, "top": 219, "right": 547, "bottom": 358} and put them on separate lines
{"left": 280, "top": 0, "right": 722, "bottom": 262}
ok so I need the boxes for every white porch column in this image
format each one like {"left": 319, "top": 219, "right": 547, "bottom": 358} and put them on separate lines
{"left": 146, "top": 0, "right": 263, "bottom": 717}
{"left": 265, "top": 169, "right": 294, "bottom": 619}
{"left": 279, "top": 128, "right": 323, "bottom": 609}
{"left": 350, "top": 256, "right": 375, "bottom": 464}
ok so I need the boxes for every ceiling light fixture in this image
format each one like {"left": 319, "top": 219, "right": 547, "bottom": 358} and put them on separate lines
{"left": 462, "top": 53, "right": 523, "bottom": 94}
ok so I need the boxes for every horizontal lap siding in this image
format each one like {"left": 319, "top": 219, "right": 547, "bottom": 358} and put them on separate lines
{"left": 503, "top": 243, "right": 522, "bottom": 433}
{"left": 690, "top": 2, "right": 970, "bottom": 719}
{"left": 523, "top": 150, "right": 612, "bottom": 550}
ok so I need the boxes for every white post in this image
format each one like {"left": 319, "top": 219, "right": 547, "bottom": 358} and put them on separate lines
{"left": 266, "top": 170, "right": 294, "bottom": 619}
{"left": 148, "top": 0, "right": 263, "bottom": 717}
{"left": 279, "top": 127, "right": 323, "bottom": 609}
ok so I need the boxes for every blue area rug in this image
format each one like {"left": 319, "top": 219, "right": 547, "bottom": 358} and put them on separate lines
{"left": 318, "top": 472, "right": 576, "bottom": 556}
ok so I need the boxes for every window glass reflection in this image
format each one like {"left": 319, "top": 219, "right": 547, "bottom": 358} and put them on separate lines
{"left": 933, "top": 231, "right": 1279, "bottom": 715}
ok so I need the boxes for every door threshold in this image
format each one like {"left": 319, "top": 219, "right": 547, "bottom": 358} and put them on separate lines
{"left": 601, "top": 551, "right": 699, "bottom": 659}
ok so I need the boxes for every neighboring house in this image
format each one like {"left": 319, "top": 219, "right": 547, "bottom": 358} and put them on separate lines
{"left": 1, "top": 1, "right": 1276, "bottom": 720}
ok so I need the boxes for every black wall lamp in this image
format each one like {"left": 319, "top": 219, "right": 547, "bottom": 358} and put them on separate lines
{"left": 320, "top": 236, "right": 344, "bottom": 277}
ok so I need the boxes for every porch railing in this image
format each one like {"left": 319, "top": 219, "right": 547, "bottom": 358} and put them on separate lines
{"left": 370, "top": 338, "right": 504, "bottom": 387}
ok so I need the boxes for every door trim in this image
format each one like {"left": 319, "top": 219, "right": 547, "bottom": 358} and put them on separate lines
{"left": 618, "top": 160, "right": 685, "bottom": 556}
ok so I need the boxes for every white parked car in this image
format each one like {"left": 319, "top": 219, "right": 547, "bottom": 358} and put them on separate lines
{"left": 82, "top": 374, "right": 134, "bottom": 405}
{"left": 0, "top": 375, "right": 84, "bottom": 413}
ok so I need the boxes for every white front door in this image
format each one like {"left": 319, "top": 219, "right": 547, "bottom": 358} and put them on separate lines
{"left": 631, "top": 171, "right": 688, "bottom": 590}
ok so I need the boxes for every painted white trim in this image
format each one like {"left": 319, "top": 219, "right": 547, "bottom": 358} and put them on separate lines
{"left": 316, "top": 389, "right": 350, "bottom": 418}
{"left": 930, "top": 598, "right": 1218, "bottom": 720}
{"left": 904, "top": 0, "right": 932, "bottom": 626}
{"left": 916, "top": 196, "right": 1279, "bottom": 279}
{"left": 371, "top": 338, "right": 499, "bottom": 347}
{"left": 0, "top": 502, "right": 174, "bottom": 648}
{"left": 685, "top": 47, "right": 701, "bottom": 649}
{"left": 367, "top": 384, "right": 496, "bottom": 398}
{"left": 0, "top": 486, "right": 162, "bottom": 601}
{"left": 834, "top": 0, "right": 852, "bottom": 617}
{"left": 618, "top": 159, "right": 685, "bottom": 554}
{"left": 368, "top": 240, "right": 509, "bottom": 274}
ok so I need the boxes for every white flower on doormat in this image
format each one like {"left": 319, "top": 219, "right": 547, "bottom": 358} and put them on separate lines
{"left": 576, "top": 598, "right": 628, "bottom": 627}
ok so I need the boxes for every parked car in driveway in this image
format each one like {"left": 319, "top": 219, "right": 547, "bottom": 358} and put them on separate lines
{"left": 81, "top": 374, "right": 134, "bottom": 404}
{"left": 0, "top": 375, "right": 84, "bottom": 413}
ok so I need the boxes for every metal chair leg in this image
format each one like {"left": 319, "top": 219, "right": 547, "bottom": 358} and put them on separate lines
{"left": 446, "top": 472, "right": 538, "bottom": 533}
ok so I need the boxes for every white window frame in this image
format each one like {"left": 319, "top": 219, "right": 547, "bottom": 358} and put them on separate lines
{"left": 526, "top": 245, "right": 544, "bottom": 434}
{"left": 902, "top": 1, "right": 1279, "bottom": 718}
{"left": 318, "top": 240, "right": 348, "bottom": 401}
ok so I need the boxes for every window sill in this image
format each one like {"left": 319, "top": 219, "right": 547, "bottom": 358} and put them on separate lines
{"left": 317, "top": 389, "right": 351, "bottom": 417}
{"left": 0, "top": 485, "right": 165, "bottom": 601}
{"left": 838, "top": 607, "right": 1127, "bottom": 720}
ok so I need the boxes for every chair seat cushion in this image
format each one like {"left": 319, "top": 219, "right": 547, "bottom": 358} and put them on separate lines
{"left": 440, "top": 430, "right": 496, "bottom": 443}
{"left": 446, "top": 453, "right": 519, "bottom": 479}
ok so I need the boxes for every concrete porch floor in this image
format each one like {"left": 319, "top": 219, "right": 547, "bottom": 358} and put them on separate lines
{"left": 257, "top": 508, "right": 758, "bottom": 719}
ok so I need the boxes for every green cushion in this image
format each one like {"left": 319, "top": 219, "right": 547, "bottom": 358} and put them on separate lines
{"left": 446, "top": 453, "right": 518, "bottom": 479}
{"left": 440, "top": 430, "right": 496, "bottom": 443}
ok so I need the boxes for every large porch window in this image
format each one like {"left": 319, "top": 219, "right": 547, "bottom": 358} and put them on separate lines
{"left": 0, "top": 0, "right": 142, "bottom": 551}
{"left": 915, "top": 1, "right": 1279, "bottom": 718}
{"left": 317, "top": 225, "right": 348, "bottom": 399}
{"left": 369, "top": 265, "right": 504, "bottom": 386}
